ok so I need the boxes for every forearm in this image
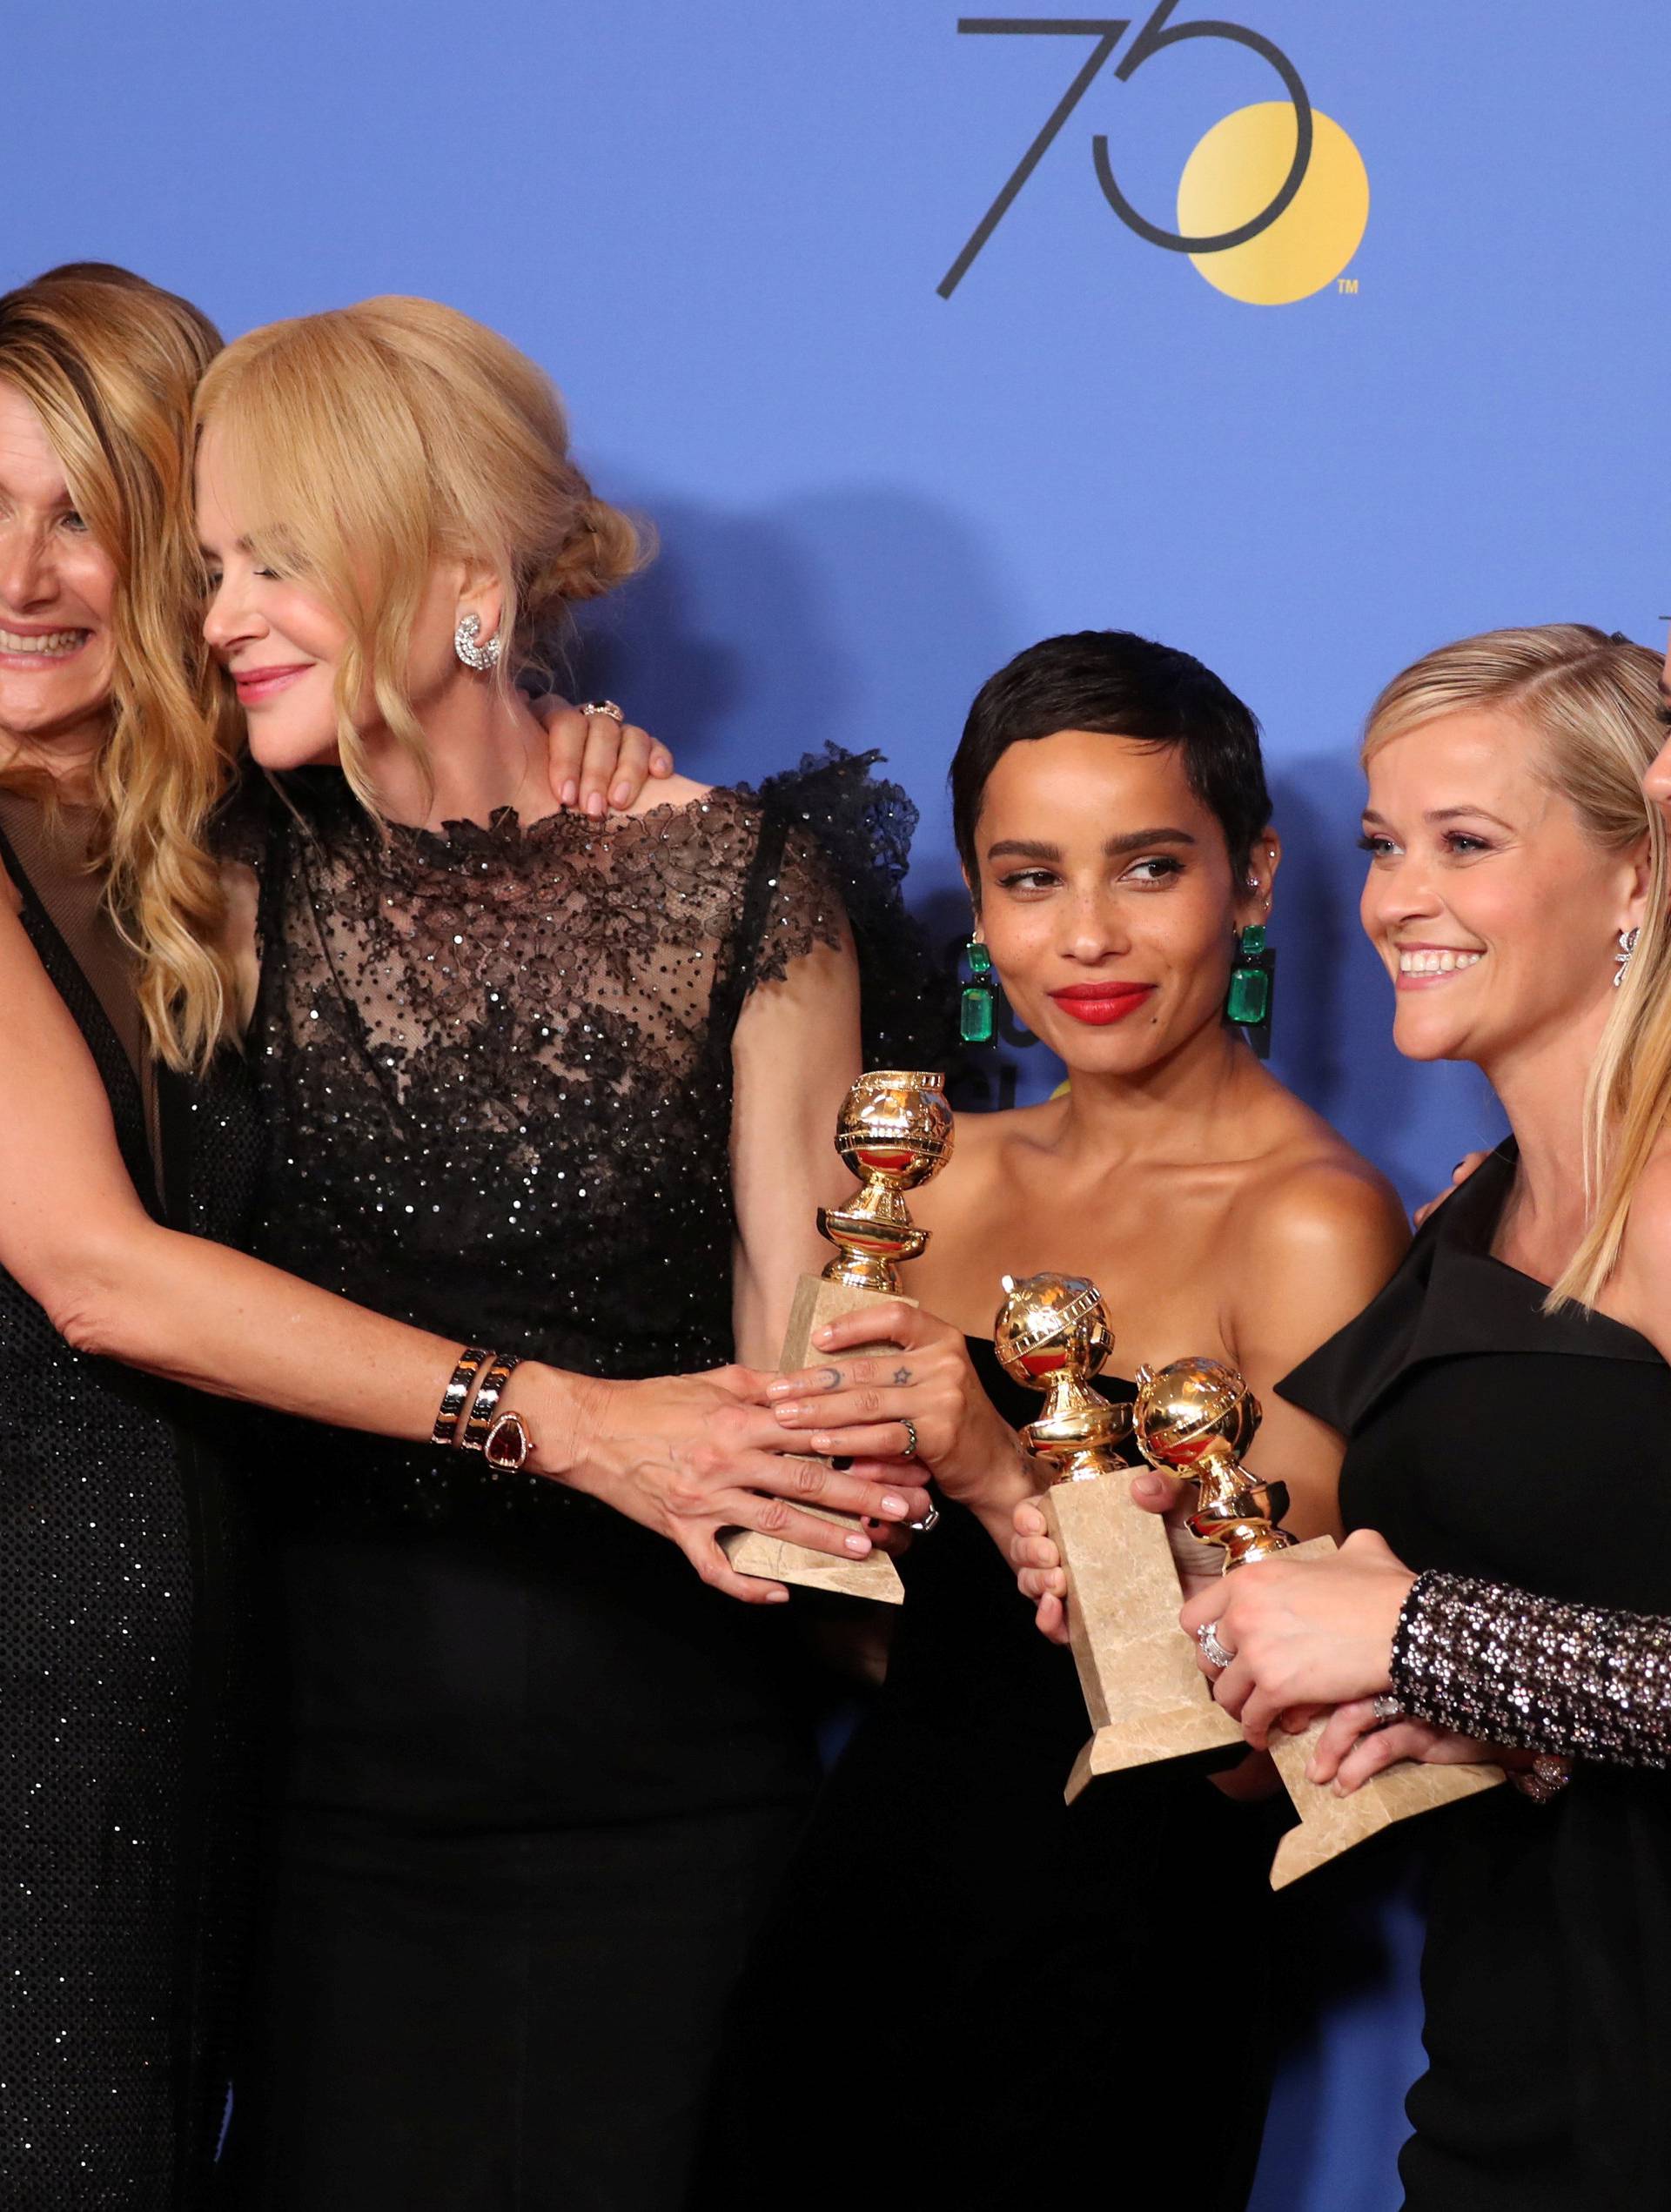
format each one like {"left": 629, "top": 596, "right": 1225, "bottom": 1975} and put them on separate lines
{"left": 1392, "top": 1569, "right": 1671, "bottom": 1768}
{"left": 47, "top": 1218, "right": 587, "bottom": 1464}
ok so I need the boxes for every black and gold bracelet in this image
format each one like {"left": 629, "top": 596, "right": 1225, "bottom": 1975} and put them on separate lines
{"left": 432, "top": 1346, "right": 493, "bottom": 1446}
{"left": 461, "top": 1354, "right": 523, "bottom": 1452}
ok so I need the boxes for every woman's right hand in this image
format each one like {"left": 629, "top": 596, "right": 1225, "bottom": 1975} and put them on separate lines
{"left": 544, "top": 1364, "right": 932, "bottom": 1603}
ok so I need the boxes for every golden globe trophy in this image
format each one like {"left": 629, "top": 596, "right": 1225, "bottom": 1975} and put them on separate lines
{"left": 721, "top": 1070, "right": 955, "bottom": 1602}
{"left": 1133, "top": 1357, "right": 1501, "bottom": 1888}
{"left": 996, "top": 1275, "right": 1244, "bottom": 1801}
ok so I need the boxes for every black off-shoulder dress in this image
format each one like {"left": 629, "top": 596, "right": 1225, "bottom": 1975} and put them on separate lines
{"left": 1278, "top": 1143, "right": 1671, "bottom": 2211}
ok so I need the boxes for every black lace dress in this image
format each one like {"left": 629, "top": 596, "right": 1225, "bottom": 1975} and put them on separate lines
{"left": 0, "top": 794, "right": 261, "bottom": 2212}
{"left": 229, "top": 756, "right": 930, "bottom": 2212}
{"left": 699, "top": 1341, "right": 1277, "bottom": 2212}
{"left": 1278, "top": 1144, "right": 1671, "bottom": 2210}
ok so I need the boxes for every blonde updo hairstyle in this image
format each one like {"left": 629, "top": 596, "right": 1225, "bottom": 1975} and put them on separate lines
{"left": 0, "top": 265, "right": 239, "bottom": 1071}
{"left": 191, "top": 296, "right": 648, "bottom": 821}
{"left": 1362, "top": 623, "right": 1669, "bottom": 1311}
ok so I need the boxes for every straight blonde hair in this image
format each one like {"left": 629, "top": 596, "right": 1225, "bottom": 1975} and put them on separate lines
{"left": 1362, "top": 623, "right": 1669, "bottom": 1310}
{"left": 191, "top": 296, "right": 647, "bottom": 822}
{"left": 0, "top": 267, "right": 240, "bottom": 1070}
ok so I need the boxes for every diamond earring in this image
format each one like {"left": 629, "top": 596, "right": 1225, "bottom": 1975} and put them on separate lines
{"left": 454, "top": 611, "right": 502, "bottom": 672}
{"left": 1614, "top": 927, "right": 1641, "bottom": 988}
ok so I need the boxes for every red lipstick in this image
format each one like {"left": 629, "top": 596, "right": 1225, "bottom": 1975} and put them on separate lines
{"left": 1048, "top": 982, "right": 1156, "bottom": 1026}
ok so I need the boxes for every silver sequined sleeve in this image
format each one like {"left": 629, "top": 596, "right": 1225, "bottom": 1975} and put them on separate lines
{"left": 1391, "top": 1570, "right": 1671, "bottom": 1767}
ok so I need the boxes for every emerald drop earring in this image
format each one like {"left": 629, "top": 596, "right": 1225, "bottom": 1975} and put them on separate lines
{"left": 1226, "top": 922, "right": 1276, "bottom": 1058}
{"left": 960, "top": 936, "right": 997, "bottom": 1045}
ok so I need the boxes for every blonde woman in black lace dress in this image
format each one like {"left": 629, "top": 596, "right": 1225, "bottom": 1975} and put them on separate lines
{"left": 0, "top": 274, "right": 932, "bottom": 2210}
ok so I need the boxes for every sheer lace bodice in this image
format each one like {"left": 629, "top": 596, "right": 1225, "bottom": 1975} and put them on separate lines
{"left": 241, "top": 752, "right": 923, "bottom": 1399}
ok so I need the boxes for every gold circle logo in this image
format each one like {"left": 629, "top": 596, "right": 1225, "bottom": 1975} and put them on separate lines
{"left": 1178, "top": 104, "right": 1370, "bottom": 305}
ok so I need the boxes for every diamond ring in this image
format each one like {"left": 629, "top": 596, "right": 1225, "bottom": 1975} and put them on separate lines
{"left": 1370, "top": 1693, "right": 1405, "bottom": 1726}
{"left": 899, "top": 1418, "right": 920, "bottom": 1461}
{"left": 1197, "top": 1621, "right": 1234, "bottom": 1671}
{"left": 580, "top": 699, "right": 625, "bottom": 726}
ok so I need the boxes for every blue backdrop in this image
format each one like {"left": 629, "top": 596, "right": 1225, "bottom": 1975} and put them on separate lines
{"left": 10, "top": 3, "right": 1666, "bottom": 2200}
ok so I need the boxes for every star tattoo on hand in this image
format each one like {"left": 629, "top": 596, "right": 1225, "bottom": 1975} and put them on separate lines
{"left": 893, "top": 1366, "right": 912, "bottom": 1385}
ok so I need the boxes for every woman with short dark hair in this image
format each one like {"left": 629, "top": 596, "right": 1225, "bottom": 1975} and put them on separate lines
{"left": 700, "top": 628, "right": 1409, "bottom": 2210}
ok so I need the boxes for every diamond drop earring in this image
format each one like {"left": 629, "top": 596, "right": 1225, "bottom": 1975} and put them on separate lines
{"left": 454, "top": 611, "right": 502, "bottom": 673}
{"left": 1614, "top": 927, "right": 1641, "bottom": 988}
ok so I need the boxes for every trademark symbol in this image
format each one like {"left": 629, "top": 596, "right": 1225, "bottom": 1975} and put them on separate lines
{"left": 1338, "top": 277, "right": 1359, "bottom": 294}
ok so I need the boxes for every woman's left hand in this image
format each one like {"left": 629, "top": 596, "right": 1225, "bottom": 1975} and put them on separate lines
{"left": 1307, "top": 1699, "right": 1497, "bottom": 1794}
{"left": 528, "top": 695, "right": 673, "bottom": 815}
{"left": 766, "top": 1301, "right": 1029, "bottom": 1515}
{"left": 1178, "top": 1527, "right": 1419, "bottom": 1749}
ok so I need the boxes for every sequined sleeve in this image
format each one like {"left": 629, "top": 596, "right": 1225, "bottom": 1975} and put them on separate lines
{"left": 1391, "top": 1570, "right": 1671, "bottom": 1767}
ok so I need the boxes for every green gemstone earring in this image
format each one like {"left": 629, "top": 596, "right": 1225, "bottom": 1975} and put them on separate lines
{"left": 960, "top": 936, "right": 997, "bottom": 1045}
{"left": 1225, "top": 922, "right": 1276, "bottom": 1058}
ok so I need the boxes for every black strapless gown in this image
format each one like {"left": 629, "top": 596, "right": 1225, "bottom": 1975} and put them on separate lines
{"left": 1279, "top": 1143, "right": 1671, "bottom": 2211}
{"left": 698, "top": 1340, "right": 1277, "bottom": 2211}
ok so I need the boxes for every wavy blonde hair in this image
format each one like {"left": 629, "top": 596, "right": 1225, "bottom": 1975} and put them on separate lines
{"left": 0, "top": 265, "right": 239, "bottom": 1070}
{"left": 1362, "top": 623, "right": 1669, "bottom": 1310}
{"left": 191, "top": 296, "right": 648, "bottom": 821}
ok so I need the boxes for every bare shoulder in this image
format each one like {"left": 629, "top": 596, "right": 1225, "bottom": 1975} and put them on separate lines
{"left": 621, "top": 773, "right": 712, "bottom": 818}
{"left": 1236, "top": 1127, "right": 1408, "bottom": 1272}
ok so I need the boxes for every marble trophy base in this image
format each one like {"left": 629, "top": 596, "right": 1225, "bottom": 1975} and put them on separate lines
{"left": 1044, "top": 1494, "right": 1503, "bottom": 1886}
{"left": 720, "top": 1274, "right": 906, "bottom": 1604}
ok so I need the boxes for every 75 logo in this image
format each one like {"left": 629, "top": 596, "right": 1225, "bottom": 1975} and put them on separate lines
{"left": 939, "top": 4, "right": 1364, "bottom": 305}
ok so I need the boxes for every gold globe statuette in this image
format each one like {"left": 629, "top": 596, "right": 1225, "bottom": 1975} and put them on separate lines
{"left": 1130, "top": 1357, "right": 1295, "bottom": 1570}
{"left": 993, "top": 1271, "right": 1134, "bottom": 1481}
{"left": 721, "top": 1069, "right": 954, "bottom": 1604}
{"left": 1128, "top": 1352, "right": 1503, "bottom": 1887}
{"left": 816, "top": 1070, "right": 956, "bottom": 1294}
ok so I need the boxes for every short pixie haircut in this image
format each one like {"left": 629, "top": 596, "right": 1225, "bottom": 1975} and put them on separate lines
{"left": 950, "top": 629, "right": 1272, "bottom": 899}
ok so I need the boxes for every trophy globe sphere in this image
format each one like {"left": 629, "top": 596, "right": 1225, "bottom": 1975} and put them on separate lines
{"left": 834, "top": 1069, "right": 954, "bottom": 1192}
{"left": 993, "top": 1271, "right": 1114, "bottom": 1391}
{"left": 1133, "top": 1355, "right": 1261, "bottom": 1471}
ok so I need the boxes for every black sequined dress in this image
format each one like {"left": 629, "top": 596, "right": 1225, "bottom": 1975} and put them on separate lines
{"left": 699, "top": 1340, "right": 1276, "bottom": 2212}
{"left": 230, "top": 755, "right": 930, "bottom": 2212}
{"left": 1278, "top": 1143, "right": 1671, "bottom": 2211}
{"left": 0, "top": 794, "right": 261, "bottom": 2211}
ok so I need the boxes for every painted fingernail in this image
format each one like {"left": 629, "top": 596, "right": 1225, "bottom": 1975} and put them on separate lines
{"left": 612, "top": 780, "right": 631, "bottom": 808}
{"left": 814, "top": 1325, "right": 836, "bottom": 1345}
{"left": 843, "top": 1532, "right": 872, "bottom": 1555}
{"left": 830, "top": 1456, "right": 853, "bottom": 1471}
{"left": 586, "top": 791, "right": 606, "bottom": 818}
{"left": 882, "top": 1494, "right": 909, "bottom": 1518}
{"left": 766, "top": 1378, "right": 795, "bottom": 1398}
{"left": 653, "top": 752, "right": 672, "bottom": 774}
{"left": 1135, "top": 1475, "right": 1165, "bottom": 1501}
{"left": 560, "top": 779, "right": 579, "bottom": 808}
{"left": 774, "top": 1404, "right": 805, "bottom": 1424}
{"left": 809, "top": 1433, "right": 832, "bottom": 1453}
{"left": 766, "top": 1587, "right": 789, "bottom": 1603}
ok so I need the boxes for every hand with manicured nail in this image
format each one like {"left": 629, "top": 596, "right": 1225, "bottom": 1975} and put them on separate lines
{"left": 527, "top": 694, "right": 676, "bottom": 814}
{"left": 766, "top": 1300, "right": 1037, "bottom": 1553}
